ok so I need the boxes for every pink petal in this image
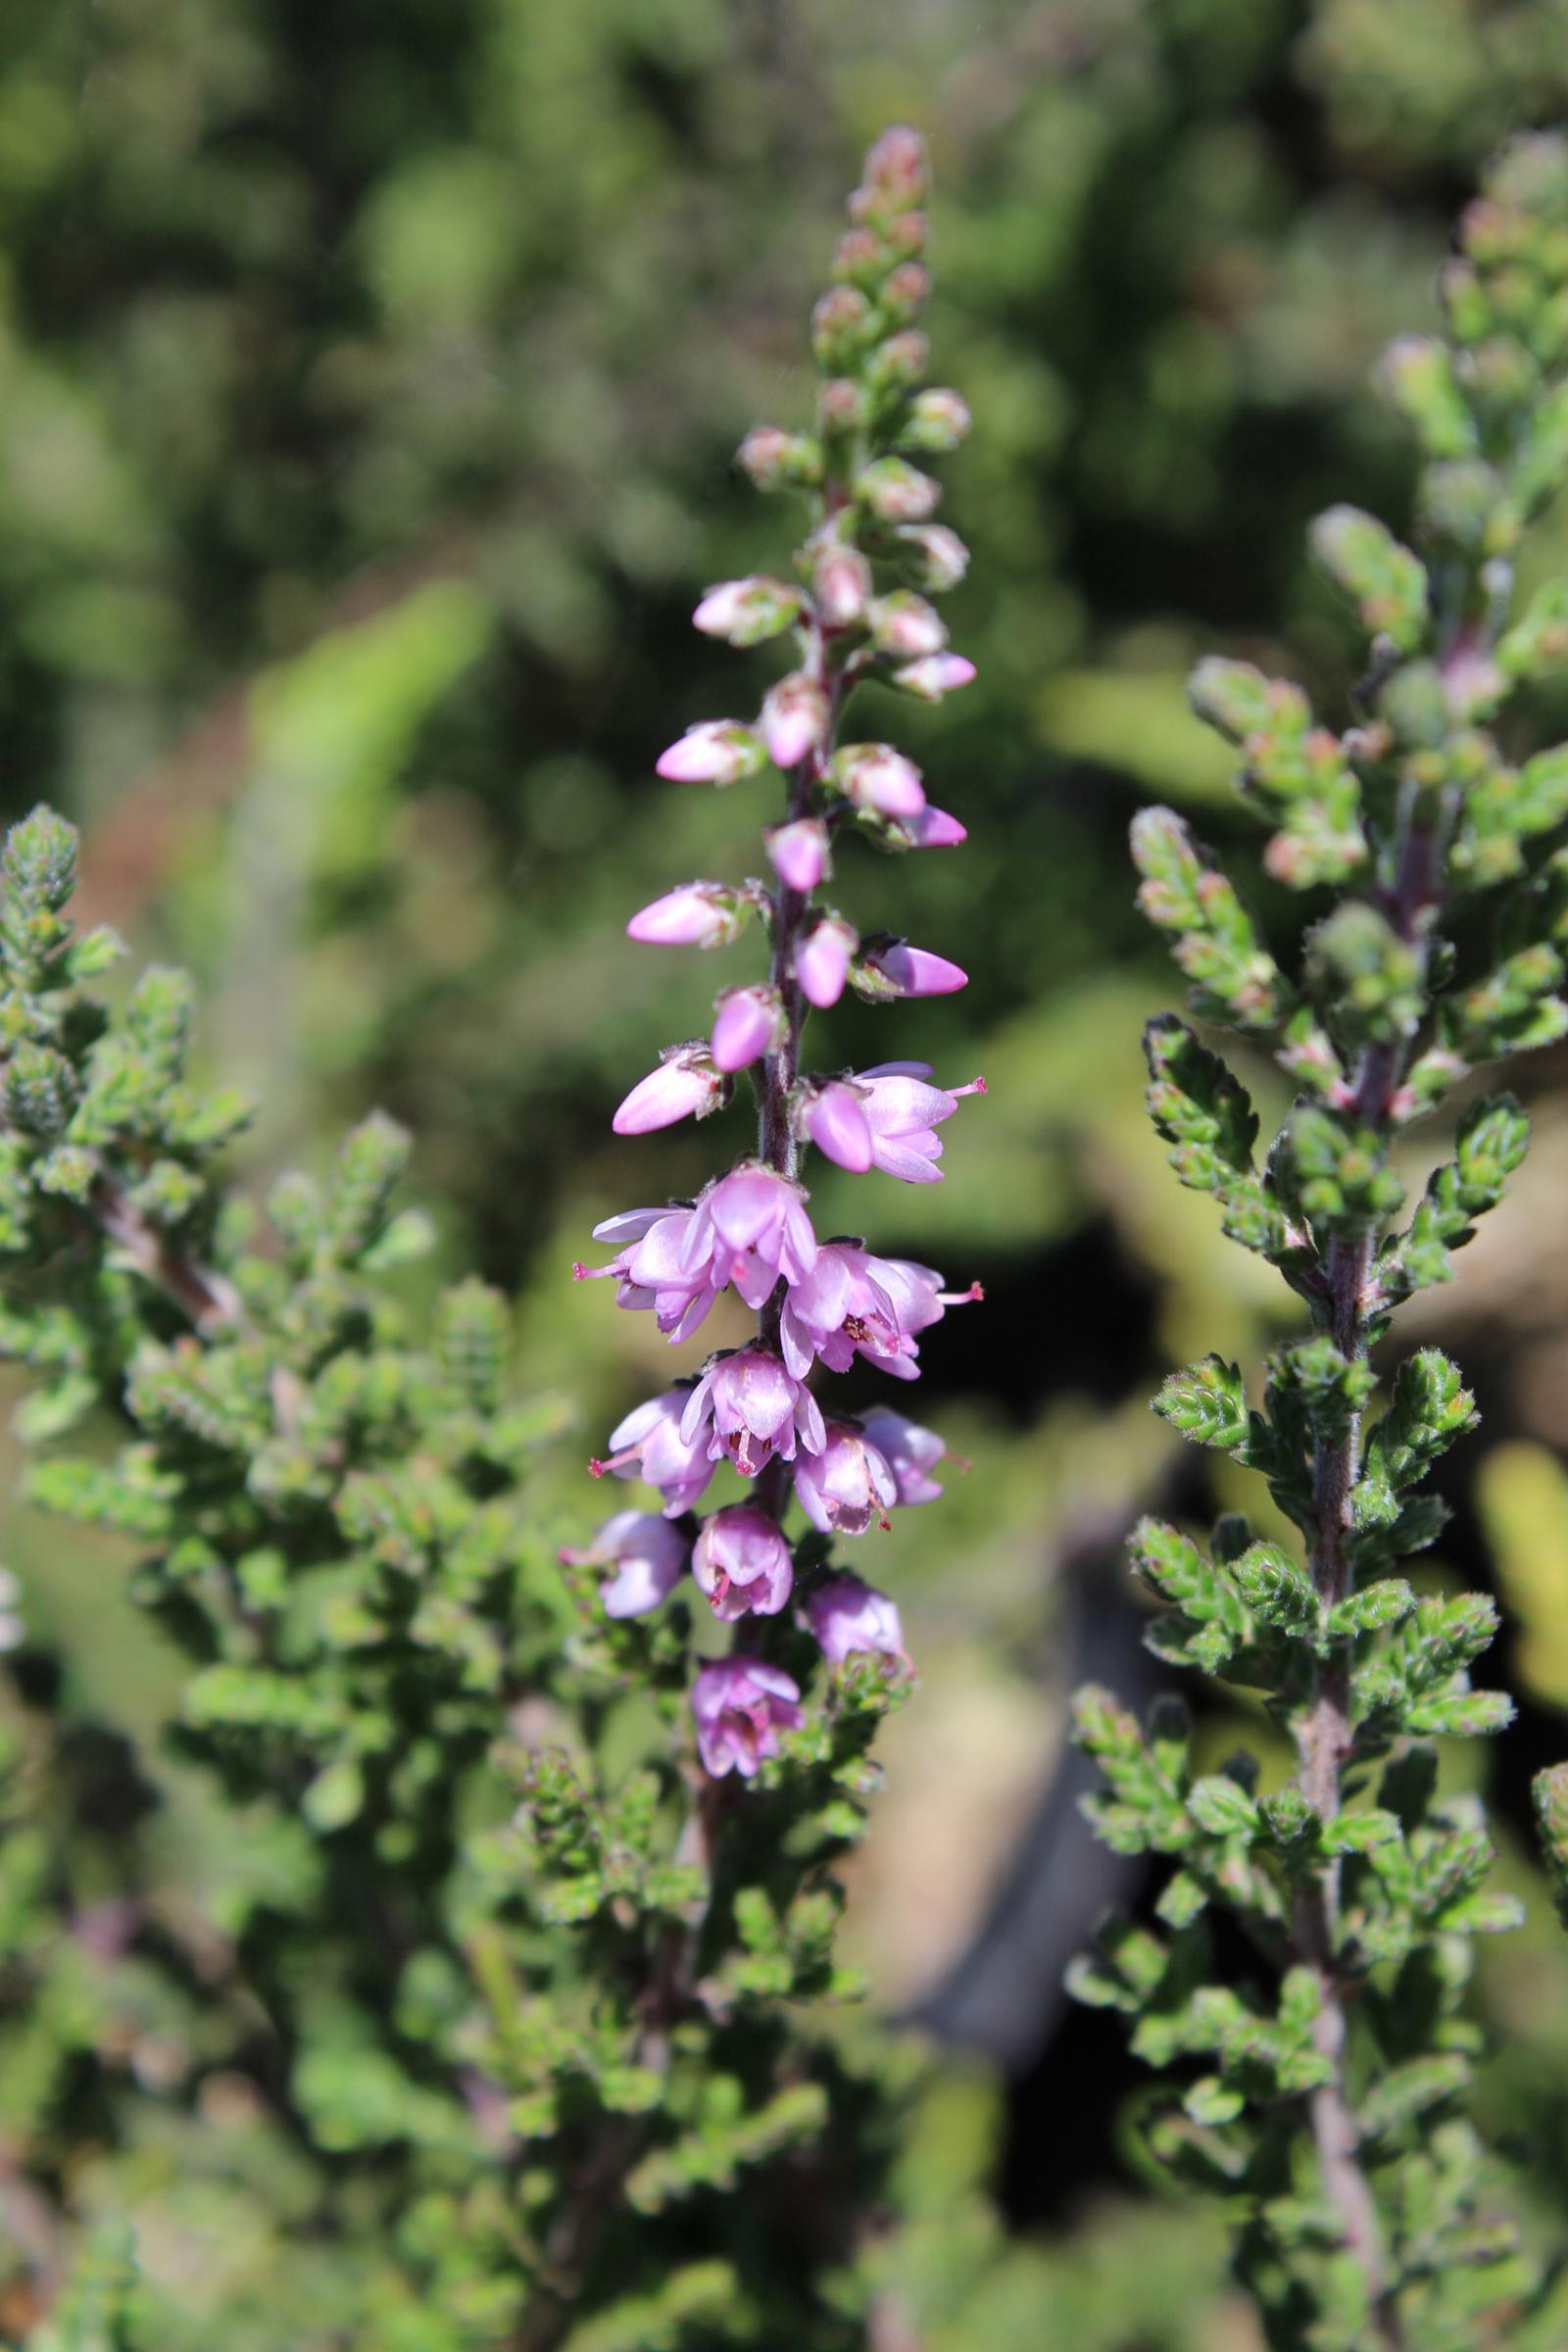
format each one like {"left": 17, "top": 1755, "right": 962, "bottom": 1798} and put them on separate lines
{"left": 806, "top": 1084, "right": 874, "bottom": 1172}
{"left": 612, "top": 1059, "right": 718, "bottom": 1135}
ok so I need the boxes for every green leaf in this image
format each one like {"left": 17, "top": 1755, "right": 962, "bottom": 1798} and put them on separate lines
{"left": 1153, "top": 1356, "right": 1249, "bottom": 1449}
{"left": 1230, "top": 1543, "right": 1321, "bottom": 1640}
{"left": 1187, "top": 1775, "right": 1259, "bottom": 1838}
{"left": 1131, "top": 808, "right": 1288, "bottom": 1029}
{"left": 1310, "top": 504, "right": 1429, "bottom": 652}
{"left": 1328, "top": 1581, "right": 1415, "bottom": 1639}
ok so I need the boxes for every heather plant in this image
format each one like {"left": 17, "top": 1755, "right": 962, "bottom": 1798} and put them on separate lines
{"left": 0, "top": 132, "right": 983, "bottom": 2350}
{"left": 1071, "top": 135, "right": 1568, "bottom": 2349}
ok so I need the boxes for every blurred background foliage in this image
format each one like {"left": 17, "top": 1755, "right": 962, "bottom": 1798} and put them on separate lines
{"left": 10, "top": 0, "right": 1568, "bottom": 2341}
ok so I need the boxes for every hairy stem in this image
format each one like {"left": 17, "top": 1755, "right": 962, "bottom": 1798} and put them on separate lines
{"left": 87, "top": 1168, "right": 244, "bottom": 1332}
{"left": 1292, "top": 800, "right": 1445, "bottom": 2343}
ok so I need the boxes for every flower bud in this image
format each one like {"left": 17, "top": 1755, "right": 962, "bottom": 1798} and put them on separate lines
{"left": 857, "top": 937, "right": 967, "bottom": 999}
{"left": 693, "top": 575, "right": 804, "bottom": 646}
{"left": 626, "top": 881, "right": 743, "bottom": 948}
{"left": 885, "top": 210, "right": 927, "bottom": 259}
{"left": 857, "top": 456, "right": 941, "bottom": 522}
{"left": 693, "top": 1504, "right": 794, "bottom": 1621}
{"left": 813, "top": 544, "right": 872, "bottom": 628}
{"left": 656, "top": 720, "right": 765, "bottom": 785}
{"left": 711, "top": 984, "right": 784, "bottom": 1074}
{"left": 612, "top": 1045, "right": 728, "bottom": 1135}
{"left": 883, "top": 261, "right": 932, "bottom": 319}
{"left": 869, "top": 592, "right": 948, "bottom": 660}
{"left": 832, "top": 226, "right": 885, "bottom": 286}
{"left": 737, "top": 424, "right": 823, "bottom": 491}
{"left": 800, "top": 1080, "right": 874, "bottom": 1172}
{"left": 893, "top": 652, "right": 976, "bottom": 701}
{"left": 869, "top": 330, "right": 929, "bottom": 389}
{"left": 797, "top": 914, "right": 858, "bottom": 1008}
{"left": 832, "top": 743, "right": 926, "bottom": 820}
{"left": 895, "top": 523, "right": 970, "bottom": 593}
{"left": 901, "top": 804, "right": 967, "bottom": 849}
{"left": 818, "top": 376, "right": 871, "bottom": 435}
{"left": 858, "top": 126, "right": 928, "bottom": 219}
{"left": 760, "top": 673, "right": 830, "bottom": 770}
{"left": 765, "top": 817, "right": 831, "bottom": 894}
{"left": 812, "top": 284, "right": 873, "bottom": 371}
{"left": 899, "top": 387, "right": 973, "bottom": 454}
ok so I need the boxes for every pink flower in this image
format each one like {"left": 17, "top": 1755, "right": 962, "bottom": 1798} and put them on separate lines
{"left": 765, "top": 817, "right": 831, "bottom": 894}
{"left": 854, "top": 1062, "right": 986, "bottom": 1182}
{"left": 693, "top": 576, "right": 802, "bottom": 645}
{"left": 693, "top": 1504, "right": 794, "bottom": 1621}
{"left": 800, "top": 1081, "right": 873, "bottom": 1172}
{"left": 591, "top": 1390, "right": 714, "bottom": 1516}
{"left": 579, "top": 1165, "right": 826, "bottom": 1349}
{"left": 572, "top": 1205, "right": 669, "bottom": 1311}
{"left": 674, "top": 1163, "right": 818, "bottom": 1311}
{"left": 562, "top": 1509, "right": 690, "bottom": 1618}
{"left": 808, "top": 1575, "right": 906, "bottom": 1667}
{"left": 656, "top": 720, "right": 764, "bottom": 784}
{"left": 859, "top": 939, "right": 968, "bottom": 998}
{"left": 793, "top": 1419, "right": 898, "bottom": 1536}
{"left": 778, "top": 1244, "right": 978, "bottom": 1380}
{"left": 692, "top": 1657, "right": 803, "bottom": 1779}
{"left": 858, "top": 1405, "right": 948, "bottom": 1504}
{"left": 778, "top": 1242, "right": 910, "bottom": 1379}
{"left": 797, "top": 915, "right": 858, "bottom": 1008}
{"left": 893, "top": 653, "right": 976, "bottom": 701}
{"left": 832, "top": 744, "right": 926, "bottom": 820}
{"left": 607, "top": 1208, "right": 712, "bottom": 1342}
{"left": 626, "top": 882, "right": 742, "bottom": 948}
{"left": 612, "top": 1046, "right": 727, "bottom": 1136}
{"left": 681, "top": 1348, "right": 825, "bottom": 1478}
{"left": 761, "top": 674, "right": 830, "bottom": 770}
{"left": 711, "top": 986, "right": 783, "bottom": 1075}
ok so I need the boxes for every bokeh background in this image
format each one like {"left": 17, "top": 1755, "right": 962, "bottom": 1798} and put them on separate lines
{"left": 12, "top": 0, "right": 1568, "bottom": 2341}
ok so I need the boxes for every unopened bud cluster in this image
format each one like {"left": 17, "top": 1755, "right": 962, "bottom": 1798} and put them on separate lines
{"left": 572, "top": 128, "right": 982, "bottom": 1773}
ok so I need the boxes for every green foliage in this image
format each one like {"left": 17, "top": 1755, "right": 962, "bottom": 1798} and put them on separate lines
{"left": 1074, "top": 136, "right": 1568, "bottom": 2351}
{"left": 0, "top": 794, "right": 929, "bottom": 2344}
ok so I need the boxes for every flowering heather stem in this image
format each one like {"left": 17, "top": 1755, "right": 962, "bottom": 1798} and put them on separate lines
{"left": 553, "top": 123, "right": 979, "bottom": 2341}
{"left": 580, "top": 124, "right": 982, "bottom": 1758}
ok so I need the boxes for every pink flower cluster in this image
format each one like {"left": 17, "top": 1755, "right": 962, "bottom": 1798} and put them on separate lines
{"left": 569, "top": 125, "right": 979, "bottom": 1778}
